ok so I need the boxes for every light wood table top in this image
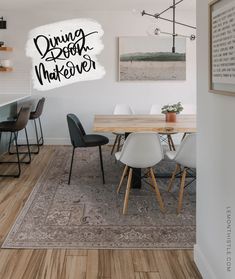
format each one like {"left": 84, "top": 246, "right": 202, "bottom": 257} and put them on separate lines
{"left": 93, "top": 114, "right": 196, "bottom": 133}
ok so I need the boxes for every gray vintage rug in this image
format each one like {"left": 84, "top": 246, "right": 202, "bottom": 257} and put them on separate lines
{"left": 2, "top": 146, "right": 196, "bottom": 249}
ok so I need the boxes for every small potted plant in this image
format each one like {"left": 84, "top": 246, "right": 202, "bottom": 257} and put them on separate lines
{"left": 161, "top": 102, "right": 184, "bottom": 122}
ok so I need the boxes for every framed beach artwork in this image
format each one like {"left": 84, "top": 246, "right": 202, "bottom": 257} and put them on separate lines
{"left": 118, "top": 36, "right": 186, "bottom": 81}
{"left": 209, "top": 0, "right": 235, "bottom": 96}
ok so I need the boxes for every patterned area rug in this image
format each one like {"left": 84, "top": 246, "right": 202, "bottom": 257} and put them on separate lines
{"left": 2, "top": 146, "right": 196, "bottom": 249}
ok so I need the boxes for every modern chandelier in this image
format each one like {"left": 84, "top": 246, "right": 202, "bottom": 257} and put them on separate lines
{"left": 141, "top": 0, "right": 196, "bottom": 53}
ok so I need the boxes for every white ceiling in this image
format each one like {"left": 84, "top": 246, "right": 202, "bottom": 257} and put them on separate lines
{"left": 0, "top": 0, "right": 196, "bottom": 11}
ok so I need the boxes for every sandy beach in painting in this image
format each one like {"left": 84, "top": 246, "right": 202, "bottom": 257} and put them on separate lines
{"left": 120, "top": 61, "right": 186, "bottom": 81}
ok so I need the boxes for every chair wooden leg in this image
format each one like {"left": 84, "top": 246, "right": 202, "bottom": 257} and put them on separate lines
{"left": 117, "top": 165, "right": 129, "bottom": 194}
{"left": 123, "top": 168, "right": 133, "bottom": 215}
{"left": 111, "top": 135, "right": 118, "bottom": 155}
{"left": 167, "top": 164, "right": 180, "bottom": 192}
{"left": 149, "top": 168, "right": 165, "bottom": 212}
{"left": 177, "top": 168, "right": 187, "bottom": 214}
{"left": 147, "top": 169, "right": 155, "bottom": 190}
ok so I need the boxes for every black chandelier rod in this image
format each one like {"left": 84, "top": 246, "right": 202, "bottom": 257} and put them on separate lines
{"left": 157, "top": 0, "right": 184, "bottom": 17}
{"left": 172, "top": 0, "right": 176, "bottom": 53}
{"left": 142, "top": 11, "right": 196, "bottom": 30}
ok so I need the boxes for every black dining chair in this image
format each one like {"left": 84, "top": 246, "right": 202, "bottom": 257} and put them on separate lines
{"left": 66, "top": 114, "right": 109, "bottom": 185}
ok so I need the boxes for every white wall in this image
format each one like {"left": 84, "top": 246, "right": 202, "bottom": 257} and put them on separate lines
{"left": 0, "top": 6, "right": 196, "bottom": 143}
{"left": 195, "top": 0, "right": 235, "bottom": 278}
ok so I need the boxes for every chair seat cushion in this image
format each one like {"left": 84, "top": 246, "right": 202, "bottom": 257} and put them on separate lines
{"left": 166, "top": 151, "right": 177, "bottom": 160}
{"left": 83, "top": 134, "right": 109, "bottom": 147}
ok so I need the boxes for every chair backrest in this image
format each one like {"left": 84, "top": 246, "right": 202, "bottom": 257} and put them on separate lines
{"left": 113, "top": 104, "right": 134, "bottom": 115}
{"left": 14, "top": 106, "right": 31, "bottom": 131}
{"left": 67, "top": 114, "right": 86, "bottom": 148}
{"left": 118, "top": 132, "right": 164, "bottom": 168}
{"left": 150, "top": 104, "right": 161, "bottom": 115}
{"left": 174, "top": 133, "right": 196, "bottom": 168}
{"left": 30, "top": 97, "right": 45, "bottom": 118}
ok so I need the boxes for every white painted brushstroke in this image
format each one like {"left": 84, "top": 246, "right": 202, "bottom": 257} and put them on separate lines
{"left": 26, "top": 18, "right": 105, "bottom": 91}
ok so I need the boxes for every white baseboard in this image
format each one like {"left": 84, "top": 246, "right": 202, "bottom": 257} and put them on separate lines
{"left": 17, "top": 137, "right": 71, "bottom": 145}
{"left": 44, "top": 138, "right": 71, "bottom": 145}
{"left": 17, "top": 137, "right": 117, "bottom": 146}
{"left": 43, "top": 136, "right": 116, "bottom": 145}
{"left": 194, "top": 244, "right": 217, "bottom": 279}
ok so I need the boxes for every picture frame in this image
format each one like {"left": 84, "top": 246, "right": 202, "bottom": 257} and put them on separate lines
{"left": 118, "top": 36, "right": 186, "bottom": 82}
{"left": 209, "top": 0, "right": 235, "bottom": 96}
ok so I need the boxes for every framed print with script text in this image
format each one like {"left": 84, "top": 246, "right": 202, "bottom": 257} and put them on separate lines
{"left": 209, "top": 0, "right": 235, "bottom": 95}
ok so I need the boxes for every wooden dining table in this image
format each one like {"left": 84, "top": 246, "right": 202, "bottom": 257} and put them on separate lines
{"left": 93, "top": 114, "right": 196, "bottom": 134}
{"left": 93, "top": 114, "right": 197, "bottom": 188}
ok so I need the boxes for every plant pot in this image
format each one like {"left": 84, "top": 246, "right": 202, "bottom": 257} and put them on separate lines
{"left": 165, "top": 112, "right": 177, "bottom": 122}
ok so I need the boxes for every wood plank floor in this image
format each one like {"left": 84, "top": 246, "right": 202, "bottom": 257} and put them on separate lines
{"left": 0, "top": 146, "right": 202, "bottom": 279}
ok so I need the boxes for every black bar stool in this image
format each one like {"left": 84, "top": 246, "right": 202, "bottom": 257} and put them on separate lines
{"left": 0, "top": 107, "right": 31, "bottom": 178}
{"left": 29, "top": 97, "right": 45, "bottom": 153}
{"left": 11, "top": 97, "right": 45, "bottom": 155}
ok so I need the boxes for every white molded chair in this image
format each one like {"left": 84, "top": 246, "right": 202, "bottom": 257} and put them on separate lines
{"left": 115, "top": 132, "right": 165, "bottom": 214}
{"left": 111, "top": 104, "right": 134, "bottom": 155}
{"left": 114, "top": 104, "right": 134, "bottom": 115}
{"left": 150, "top": 104, "right": 176, "bottom": 151}
{"left": 166, "top": 133, "right": 196, "bottom": 214}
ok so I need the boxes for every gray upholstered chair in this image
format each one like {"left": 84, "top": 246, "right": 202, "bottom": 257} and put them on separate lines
{"left": 67, "top": 114, "right": 109, "bottom": 185}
